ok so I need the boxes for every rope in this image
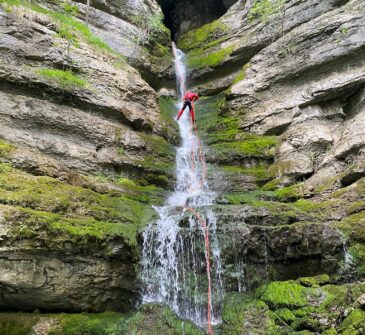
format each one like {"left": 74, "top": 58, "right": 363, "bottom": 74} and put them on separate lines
{"left": 181, "top": 206, "right": 214, "bottom": 335}
{"left": 176, "top": 82, "right": 214, "bottom": 334}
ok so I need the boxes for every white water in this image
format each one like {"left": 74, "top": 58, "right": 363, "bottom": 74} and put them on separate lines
{"left": 141, "top": 43, "right": 224, "bottom": 328}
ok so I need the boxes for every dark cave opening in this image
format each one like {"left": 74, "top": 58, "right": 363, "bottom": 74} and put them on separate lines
{"left": 157, "top": 0, "right": 237, "bottom": 41}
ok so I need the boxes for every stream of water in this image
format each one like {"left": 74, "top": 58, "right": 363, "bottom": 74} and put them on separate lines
{"left": 141, "top": 43, "right": 224, "bottom": 330}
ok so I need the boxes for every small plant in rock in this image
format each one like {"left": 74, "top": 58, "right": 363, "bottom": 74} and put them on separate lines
{"left": 57, "top": 25, "right": 79, "bottom": 62}
{"left": 61, "top": 1, "right": 79, "bottom": 16}
{"left": 248, "top": 0, "right": 285, "bottom": 22}
{"left": 340, "top": 27, "right": 350, "bottom": 35}
{"left": 132, "top": 12, "right": 166, "bottom": 45}
{"left": 37, "top": 68, "right": 87, "bottom": 90}
{"left": 277, "top": 43, "right": 296, "bottom": 58}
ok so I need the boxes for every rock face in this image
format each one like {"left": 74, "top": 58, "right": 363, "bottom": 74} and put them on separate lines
{"left": 177, "top": 0, "right": 365, "bottom": 318}
{"left": 1, "top": 0, "right": 365, "bottom": 332}
{"left": 0, "top": 0, "right": 175, "bottom": 313}
{"left": 73, "top": 0, "right": 174, "bottom": 88}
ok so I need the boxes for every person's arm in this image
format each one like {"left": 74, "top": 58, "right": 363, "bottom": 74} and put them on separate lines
{"left": 193, "top": 93, "right": 199, "bottom": 101}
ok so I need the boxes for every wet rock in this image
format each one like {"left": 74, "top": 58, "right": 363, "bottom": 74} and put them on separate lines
{"left": 30, "top": 319, "right": 60, "bottom": 335}
{"left": 357, "top": 294, "right": 365, "bottom": 309}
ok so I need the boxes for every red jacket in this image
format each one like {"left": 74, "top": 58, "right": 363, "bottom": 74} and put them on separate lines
{"left": 184, "top": 92, "right": 199, "bottom": 102}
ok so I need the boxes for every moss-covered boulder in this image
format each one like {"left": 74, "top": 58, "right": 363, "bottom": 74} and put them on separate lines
{"left": 221, "top": 279, "right": 365, "bottom": 334}
{"left": 0, "top": 304, "right": 205, "bottom": 335}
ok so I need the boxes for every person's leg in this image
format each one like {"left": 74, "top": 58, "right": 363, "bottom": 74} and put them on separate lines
{"left": 177, "top": 101, "right": 188, "bottom": 120}
{"left": 189, "top": 102, "right": 195, "bottom": 123}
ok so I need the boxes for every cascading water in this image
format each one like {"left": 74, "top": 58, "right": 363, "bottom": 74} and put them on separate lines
{"left": 141, "top": 43, "right": 224, "bottom": 331}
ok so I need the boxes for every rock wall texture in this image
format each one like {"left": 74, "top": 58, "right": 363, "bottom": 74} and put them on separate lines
{"left": 1, "top": 0, "right": 365, "bottom": 333}
{"left": 0, "top": 0, "right": 176, "bottom": 313}
{"left": 174, "top": 0, "right": 365, "bottom": 332}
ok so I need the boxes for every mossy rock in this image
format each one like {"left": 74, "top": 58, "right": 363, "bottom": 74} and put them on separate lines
{"left": 0, "top": 139, "right": 15, "bottom": 159}
{"left": 291, "top": 316, "right": 320, "bottom": 332}
{"left": 256, "top": 281, "right": 316, "bottom": 309}
{"left": 0, "top": 305, "right": 205, "bottom": 335}
{"left": 51, "top": 311, "right": 127, "bottom": 335}
{"left": 187, "top": 46, "right": 234, "bottom": 70}
{"left": 299, "top": 274, "right": 330, "bottom": 288}
{"left": 274, "top": 308, "right": 296, "bottom": 324}
{"left": 0, "top": 162, "right": 161, "bottom": 249}
{"left": 125, "top": 304, "right": 205, "bottom": 335}
{"left": 221, "top": 293, "right": 278, "bottom": 335}
{"left": 322, "top": 329, "right": 338, "bottom": 335}
{"left": 0, "top": 312, "right": 41, "bottom": 335}
{"left": 340, "top": 309, "right": 365, "bottom": 334}
{"left": 178, "top": 19, "right": 228, "bottom": 51}
{"left": 271, "top": 184, "right": 305, "bottom": 202}
{"left": 158, "top": 96, "right": 179, "bottom": 143}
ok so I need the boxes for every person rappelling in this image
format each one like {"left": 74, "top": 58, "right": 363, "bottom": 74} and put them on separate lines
{"left": 177, "top": 91, "right": 199, "bottom": 122}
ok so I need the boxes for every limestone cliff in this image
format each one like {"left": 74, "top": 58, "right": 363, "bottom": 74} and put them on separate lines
{"left": 1, "top": 0, "right": 365, "bottom": 334}
{"left": 0, "top": 0, "right": 176, "bottom": 313}
{"left": 176, "top": 0, "right": 365, "bottom": 332}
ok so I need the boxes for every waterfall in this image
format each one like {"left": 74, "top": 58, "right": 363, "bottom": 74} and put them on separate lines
{"left": 141, "top": 43, "right": 224, "bottom": 330}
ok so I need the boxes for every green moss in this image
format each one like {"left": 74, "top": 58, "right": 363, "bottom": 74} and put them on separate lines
{"left": 204, "top": 115, "right": 239, "bottom": 143}
{"left": 117, "top": 177, "right": 165, "bottom": 205}
{"left": 221, "top": 191, "right": 323, "bottom": 224}
{"left": 319, "top": 285, "right": 348, "bottom": 312}
{"left": 261, "top": 178, "right": 283, "bottom": 191}
{"left": 51, "top": 311, "right": 127, "bottom": 335}
{"left": 347, "top": 200, "right": 365, "bottom": 215}
{"left": 256, "top": 281, "right": 313, "bottom": 309}
{"left": 0, "top": 139, "right": 15, "bottom": 158}
{"left": 0, "top": 0, "right": 122, "bottom": 58}
{"left": 322, "top": 329, "right": 338, "bottom": 335}
{"left": 131, "top": 11, "right": 170, "bottom": 46}
{"left": 133, "top": 133, "right": 175, "bottom": 181}
{"left": 158, "top": 96, "right": 179, "bottom": 141}
{"left": 349, "top": 243, "right": 365, "bottom": 275}
{"left": 222, "top": 164, "right": 274, "bottom": 182}
{"left": 232, "top": 63, "right": 250, "bottom": 85}
{"left": 125, "top": 304, "right": 205, "bottom": 335}
{"left": 211, "top": 134, "right": 278, "bottom": 159}
{"left": 312, "top": 175, "right": 341, "bottom": 195}
{"left": 248, "top": 0, "right": 285, "bottom": 22}
{"left": 7, "top": 202, "right": 152, "bottom": 247}
{"left": 37, "top": 68, "right": 87, "bottom": 89}
{"left": 135, "top": 156, "right": 173, "bottom": 174}
{"left": 140, "top": 133, "right": 175, "bottom": 160}
{"left": 299, "top": 274, "right": 330, "bottom": 288}
{"left": 274, "top": 308, "right": 296, "bottom": 324}
{"left": 272, "top": 184, "right": 304, "bottom": 201}
{"left": 0, "top": 307, "right": 205, "bottom": 335}
{"left": 0, "top": 312, "right": 41, "bottom": 335}
{"left": 187, "top": 46, "right": 234, "bottom": 70}
{"left": 221, "top": 293, "right": 277, "bottom": 335}
{"left": 0, "top": 164, "right": 159, "bottom": 247}
{"left": 151, "top": 42, "right": 170, "bottom": 58}
{"left": 178, "top": 20, "right": 228, "bottom": 51}
{"left": 337, "top": 210, "right": 365, "bottom": 241}
{"left": 340, "top": 309, "right": 365, "bottom": 335}
{"left": 291, "top": 316, "right": 319, "bottom": 332}
{"left": 61, "top": 1, "right": 79, "bottom": 15}
{"left": 292, "top": 306, "right": 317, "bottom": 318}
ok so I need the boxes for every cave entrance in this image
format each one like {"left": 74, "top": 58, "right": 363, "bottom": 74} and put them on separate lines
{"left": 157, "top": 0, "right": 237, "bottom": 41}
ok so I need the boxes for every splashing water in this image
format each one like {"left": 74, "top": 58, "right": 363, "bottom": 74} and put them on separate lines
{"left": 141, "top": 43, "right": 224, "bottom": 330}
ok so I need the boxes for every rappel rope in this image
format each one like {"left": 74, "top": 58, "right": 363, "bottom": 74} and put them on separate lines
{"left": 181, "top": 206, "right": 214, "bottom": 335}
{"left": 175, "top": 70, "right": 214, "bottom": 333}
